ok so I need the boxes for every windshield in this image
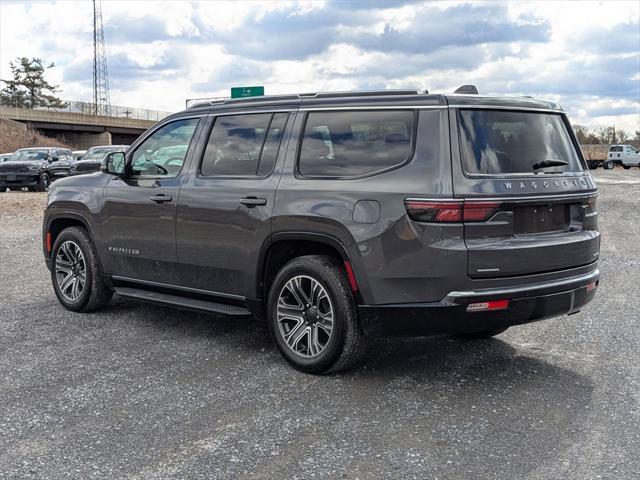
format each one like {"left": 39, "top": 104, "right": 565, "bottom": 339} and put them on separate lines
{"left": 458, "top": 110, "right": 583, "bottom": 175}
{"left": 9, "top": 150, "right": 49, "bottom": 162}
{"left": 81, "top": 147, "right": 119, "bottom": 160}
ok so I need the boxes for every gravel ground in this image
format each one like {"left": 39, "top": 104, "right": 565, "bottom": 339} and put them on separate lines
{"left": 0, "top": 168, "right": 639, "bottom": 479}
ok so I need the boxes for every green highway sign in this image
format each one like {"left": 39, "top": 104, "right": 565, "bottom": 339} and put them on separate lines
{"left": 231, "top": 86, "right": 265, "bottom": 98}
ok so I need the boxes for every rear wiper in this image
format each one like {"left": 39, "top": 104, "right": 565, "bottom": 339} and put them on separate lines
{"left": 532, "top": 159, "right": 569, "bottom": 170}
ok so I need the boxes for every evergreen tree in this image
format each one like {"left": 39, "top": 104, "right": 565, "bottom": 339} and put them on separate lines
{"left": 0, "top": 57, "right": 68, "bottom": 109}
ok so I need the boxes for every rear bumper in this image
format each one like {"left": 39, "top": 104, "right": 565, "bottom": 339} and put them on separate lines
{"left": 358, "top": 268, "right": 599, "bottom": 337}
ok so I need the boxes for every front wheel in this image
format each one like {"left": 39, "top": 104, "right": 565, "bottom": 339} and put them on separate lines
{"left": 623, "top": 165, "right": 631, "bottom": 170}
{"left": 604, "top": 161, "right": 614, "bottom": 170}
{"left": 38, "top": 172, "right": 50, "bottom": 191}
{"left": 267, "top": 255, "right": 365, "bottom": 374}
{"left": 51, "top": 226, "right": 112, "bottom": 312}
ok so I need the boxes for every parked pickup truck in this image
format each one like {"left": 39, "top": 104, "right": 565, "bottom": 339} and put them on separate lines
{"left": 607, "top": 145, "right": 640, "bottom": 169}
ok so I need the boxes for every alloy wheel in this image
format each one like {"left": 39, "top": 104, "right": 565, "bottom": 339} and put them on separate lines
{"left": 277, "top": 275, "right": 334, "bottom": 358}
{"left": 55, "top": 240, "right": 86, "bottom": 302}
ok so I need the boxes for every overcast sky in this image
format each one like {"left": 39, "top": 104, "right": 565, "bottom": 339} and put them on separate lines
{"left": 1, "top": 0, "right": 639, "bottom": 132}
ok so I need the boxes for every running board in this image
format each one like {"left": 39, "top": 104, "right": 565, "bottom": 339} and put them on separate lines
{"left": 114, "top": 287, "right": 251, "bottom": 316}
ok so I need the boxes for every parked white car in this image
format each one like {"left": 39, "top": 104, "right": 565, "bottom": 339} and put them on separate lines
{"left": 607, "top": 145, "right": 640, "bottom": 169}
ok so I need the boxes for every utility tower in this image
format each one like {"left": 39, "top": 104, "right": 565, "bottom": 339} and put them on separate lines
{"left": 92, "top": 0, "right": 111, "bottom": 116}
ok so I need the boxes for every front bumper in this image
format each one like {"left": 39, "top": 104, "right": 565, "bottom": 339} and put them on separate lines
{"left": 358, "top": 269, "right": 599, "bottom": 337}
{"left": 0, "top": 174, "right": 39, "bottom": 188}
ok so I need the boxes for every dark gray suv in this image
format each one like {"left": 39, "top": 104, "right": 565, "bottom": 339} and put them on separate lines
{"left": 43, "top": 89, "right": 600, "bottom": 373}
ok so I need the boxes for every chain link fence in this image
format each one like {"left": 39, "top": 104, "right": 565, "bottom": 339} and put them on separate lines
{"left": 0, "top": 98, "right": 172, "bottom": 122}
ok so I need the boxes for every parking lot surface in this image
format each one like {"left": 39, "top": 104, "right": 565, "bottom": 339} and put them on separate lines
{"left": 1, "top": 168, "right": 639, "bottom": 479}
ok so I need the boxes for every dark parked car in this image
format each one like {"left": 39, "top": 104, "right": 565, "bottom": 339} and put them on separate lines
{"left": 0, "top": 147, "right": 74, "bottom": 191}
{"left": 72, "top": 150, "right": 86, "bottom": 161}
{"left": 43, "top": 88, "right": 600, "bottom": 374}
{"left": 69, "top": 145, "right": 129, "bottom": 176}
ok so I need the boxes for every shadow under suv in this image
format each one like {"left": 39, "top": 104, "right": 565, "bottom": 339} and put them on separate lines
{"left": 42, "top": 88, "right": 600, "bottom": 374}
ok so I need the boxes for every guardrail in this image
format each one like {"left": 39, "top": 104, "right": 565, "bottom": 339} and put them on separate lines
{"left": 0, "top": 99, "right": 172, "bottom": 122}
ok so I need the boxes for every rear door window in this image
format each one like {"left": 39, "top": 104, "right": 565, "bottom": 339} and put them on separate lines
{"left": 458, "top": 109, "right": 583, "bottom": 175}
{"left": 201, "top": 113, "right": 288, "bottom": 177}
{"left": 298, "top": 110, "right": 415, "bottom": 177}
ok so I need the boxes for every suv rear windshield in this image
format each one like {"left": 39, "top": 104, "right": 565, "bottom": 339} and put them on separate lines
{"left": 458, "top": 109, "right": 583, "bottom": 175}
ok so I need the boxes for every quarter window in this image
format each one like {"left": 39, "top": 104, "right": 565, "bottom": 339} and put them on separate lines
{"left": 131, "top": 118, "right": 199, "bottom": 177}
{"left": 200, "top": 113, "right": 288, "bottom": 177}
{"left": 298, "top": 110, "right": 415, "bottom": 177}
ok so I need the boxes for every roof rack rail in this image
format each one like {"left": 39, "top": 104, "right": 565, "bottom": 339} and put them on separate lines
{"left": 187, "top": 89, "right": 424, "bottom": 109}
{"left": 453, "top": 85, "right": 479, "bottom": 95}
{"left": 302, "top": 89, "right": 422, "bottom": 99}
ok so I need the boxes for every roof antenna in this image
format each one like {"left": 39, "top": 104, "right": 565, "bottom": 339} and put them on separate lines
{"left": 454, "top": 85, "right": 478, "bottom": 94}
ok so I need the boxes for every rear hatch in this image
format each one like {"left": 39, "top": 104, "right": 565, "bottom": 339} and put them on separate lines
{"left": 453, "top": 107, "right": 599, "bottom": 279}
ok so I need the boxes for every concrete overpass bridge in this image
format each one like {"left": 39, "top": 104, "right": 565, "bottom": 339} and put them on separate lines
{"left": 0, "top": 101, "right": 172, "bottom": 148}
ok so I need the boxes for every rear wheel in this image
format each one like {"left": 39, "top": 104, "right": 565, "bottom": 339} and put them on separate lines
{"left": 454, "top": 327, "right": 509, "bottom": 340}
{"left": 623, "top": 165, "right": 631, "bottom": 170}
{"left": 51, "top": 226, "right": 112, "bottom": 312}
{"left": 267, "top": 255, "right": 365, "bottom": 374}
{"left": 0, "top": 187, "right": 6, "bottom": 192}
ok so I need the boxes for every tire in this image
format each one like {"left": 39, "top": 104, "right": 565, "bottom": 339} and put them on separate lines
{"left": 9, "top": 187, "right": 22, "bottom": 191}
{"left": 623, "top": 165, "right": 631, "bottom": 170}
{"left": 38, "top": 172, "right": 51, "bottom": 192}
{"left": 0, "top": 187, "right": 6, "bottom": 192}
{"left": 50, "top": 226, "right": 112, "bottom": 313}
{"left": 27, "top": 186, "right": 37, "bottom": 192}
{"left": 267, "top": 255, "right": 365, "bottom": 374}
{"left": 604, "top": 161, "right": 614, "bottom": 170}
{"left": 454, "top": 327, "right": 509, "bottom": 340}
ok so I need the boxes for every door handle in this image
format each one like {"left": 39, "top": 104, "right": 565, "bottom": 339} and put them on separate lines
{"left": 239, "top": 197, "right": 267, "bottom": 208}
{"left": 150, "top": 194, "right": 172, "bottom": 203}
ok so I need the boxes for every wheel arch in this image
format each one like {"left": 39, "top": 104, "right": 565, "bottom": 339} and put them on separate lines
{"left": 257, "top": 232, "right": 369, "bottom": 313}
{"left": 44, "top": 211, "right": 95, "bottom": 261}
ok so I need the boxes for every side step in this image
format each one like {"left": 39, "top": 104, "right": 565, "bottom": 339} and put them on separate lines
{"left": 114, "top": 287, "right": 251, "bottom": 316}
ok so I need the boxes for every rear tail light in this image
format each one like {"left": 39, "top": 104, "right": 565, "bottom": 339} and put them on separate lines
{"left": 585, "top": 195, "right": 597, "bottom": 214}
{"left": 404, "top": 200, "right": 462, "bottom": 223}
{"left": 405, "top": 199, "right": 502, "bottom": 223}
{"left": 463, "top": 201, "right": 501, "bottom": 221}
{"left": 466, "top": 299, "right": 510, "bottom": 312}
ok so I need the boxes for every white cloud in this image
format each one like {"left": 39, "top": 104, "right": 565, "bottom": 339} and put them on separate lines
{"left": 0, "top": 0, "right": 638, "bottom": 133}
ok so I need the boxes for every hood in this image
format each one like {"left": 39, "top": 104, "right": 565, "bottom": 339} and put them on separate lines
{"left": 0, "top": 160, "right": 45, "bottom": 171}
{"left": 74, "top": 159, "right": 102, "bottom": 164}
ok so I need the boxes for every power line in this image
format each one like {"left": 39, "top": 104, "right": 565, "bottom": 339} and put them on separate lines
{"left": 93, "top": 0, "right": 110, "bottom": 116}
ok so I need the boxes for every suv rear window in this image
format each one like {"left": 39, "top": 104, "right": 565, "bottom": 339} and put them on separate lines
{"left": 458, "top": 109, "right": 583, "bottom": 175}
{"left": 298, "top": 110, "right": 415, "bottom": 177}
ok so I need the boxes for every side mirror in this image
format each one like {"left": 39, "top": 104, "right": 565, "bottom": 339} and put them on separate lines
{"left": 101, "top": 151, "right": 126, "bottom": 176}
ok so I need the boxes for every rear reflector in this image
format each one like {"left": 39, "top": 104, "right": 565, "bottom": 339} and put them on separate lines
{"left": 46, "top": 232, "right": 52, "bottom": 253}
{"left": 344, "top": 261, "right": 359, "bottom": 292}
{"left": 466, "top": 299, "right": 510, "bottom": 312}
{"left": 586, "top": 281, "right": 597, "bottom": 292}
